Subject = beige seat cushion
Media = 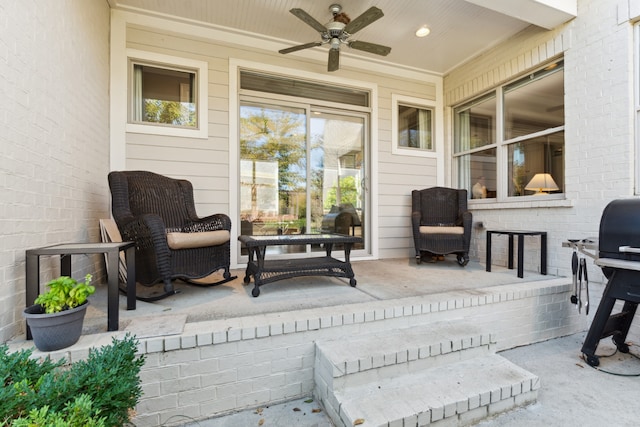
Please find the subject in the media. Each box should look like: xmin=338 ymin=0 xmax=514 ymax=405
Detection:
xmin=419 ymin=225 xmax=464 ymax=235
xmin=166 ymin=230 xmax=230 ymax=250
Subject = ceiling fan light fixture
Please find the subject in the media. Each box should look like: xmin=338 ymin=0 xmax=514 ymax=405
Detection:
xmin=330 ymin=38 xmax=341 ymax=50
xmin=415 ymin=25 xmax=430 ymax=37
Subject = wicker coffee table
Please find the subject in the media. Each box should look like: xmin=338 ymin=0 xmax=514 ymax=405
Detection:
xmin=238 ymin=234 xmax=362 ymax=297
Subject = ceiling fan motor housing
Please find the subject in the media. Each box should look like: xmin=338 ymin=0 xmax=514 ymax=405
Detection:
xmin=327 ymin=21 xmax=345 ymax=38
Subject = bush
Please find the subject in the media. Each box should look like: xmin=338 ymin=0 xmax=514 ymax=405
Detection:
xmin=11 ymin=394 xmax=106 ymax=427
xmin=0 ymin=334 xmax=145 ymax=426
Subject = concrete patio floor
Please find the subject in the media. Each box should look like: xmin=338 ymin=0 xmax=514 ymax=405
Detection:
xmin=83 ymin=257 xmax=564 ymax=334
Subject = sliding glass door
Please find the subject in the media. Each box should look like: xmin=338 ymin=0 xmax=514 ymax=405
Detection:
xmin=309 ymin=110 xmax=365 ymax=252
xmin=239 ymin=100 xmax=367 ymax=257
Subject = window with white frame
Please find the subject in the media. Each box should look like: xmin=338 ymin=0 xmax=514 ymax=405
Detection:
xmin=126 ymin=49 xmax=208 ymax=139
xmin=131 ymin=64 xmax=195 ymax=126
xmin=454 ymin=60 xmax=565 ymax=200
xmin=392 ymin=94 xmax=436 ymax=156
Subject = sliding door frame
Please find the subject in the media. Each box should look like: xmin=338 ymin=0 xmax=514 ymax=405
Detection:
xmin=229 ymin=59 xmax=379 ymax=268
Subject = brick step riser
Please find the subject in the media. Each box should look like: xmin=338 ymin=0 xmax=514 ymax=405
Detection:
xmin=337 ymin=387 xmax=539 ymax=427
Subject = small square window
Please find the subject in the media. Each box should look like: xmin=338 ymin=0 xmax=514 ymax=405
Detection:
xmin=398 ymin=104 xmax=432 ymax=150
xmin=131 ymin=64 xmax=196 ymax=127
xmin=392 ymin=94 xmax=437 ymax=157
xmin=126 ymin=49 xmax=208 ymax=139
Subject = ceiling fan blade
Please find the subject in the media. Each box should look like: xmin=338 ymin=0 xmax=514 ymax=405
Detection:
xmin=328 ymin=49 xmax=340 ymax=72
xmin=344 ymin=7 xmax=384 ymax=35
xmin=289 ymin=8 xmax=327 ymax=33
xmin=348 ymin=40 xmax=391 ymax=56
xmin=279 ymin=42 xmax=322 ymax=55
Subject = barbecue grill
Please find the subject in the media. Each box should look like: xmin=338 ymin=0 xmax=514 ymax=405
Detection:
xmin=581 ymin=199 xmax=640 ymax=366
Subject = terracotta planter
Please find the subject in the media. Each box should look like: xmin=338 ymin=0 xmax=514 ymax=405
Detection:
xmin=23 ymin=302 xmax=88 ymax=351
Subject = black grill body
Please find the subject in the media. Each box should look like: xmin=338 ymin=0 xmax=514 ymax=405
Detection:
xmin=581 ymin=199 xmax=640 ymax=366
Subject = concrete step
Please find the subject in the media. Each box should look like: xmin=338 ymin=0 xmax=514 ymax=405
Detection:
xmin=315 ymin=320 xmax=496 ymax=395
xmin=314 ymin=321 xmax=539 ymax=427
xmin=335 ymin=354 xmax=539 ymax=427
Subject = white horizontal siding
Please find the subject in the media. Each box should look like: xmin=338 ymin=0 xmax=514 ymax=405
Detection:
xmin=121 ymin=18 xmax=442 ymax=262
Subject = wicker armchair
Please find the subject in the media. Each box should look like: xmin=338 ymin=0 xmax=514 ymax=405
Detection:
xmin=411 ymin=187 xmax=472 ymax=266
xmin=108 ymin=171 xmax=233 ymax=299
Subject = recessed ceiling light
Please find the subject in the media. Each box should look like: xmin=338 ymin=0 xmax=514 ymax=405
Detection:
xmin=415 ymin=25 xmax=430 ymax=37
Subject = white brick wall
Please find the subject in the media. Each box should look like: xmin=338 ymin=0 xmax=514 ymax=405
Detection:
xmin=0 ymin=1 xmax=111 ymax=342
xmin=445 ymin=0 xmax=635 ymax=281
xmin=6 ymin=280 xmax=583 ymax=426
xmin=444 ymin=0 xmax=640 ymax=361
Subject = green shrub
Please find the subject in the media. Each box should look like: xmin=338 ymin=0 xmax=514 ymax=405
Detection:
xmin=0 ymin=334 xmax=145 ymax=426
xmin=11 ymin=394 xmax=106 ymax=427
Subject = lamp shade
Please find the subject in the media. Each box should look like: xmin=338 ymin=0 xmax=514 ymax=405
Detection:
xmin=525 ymin=173 xmax=559 ymax=194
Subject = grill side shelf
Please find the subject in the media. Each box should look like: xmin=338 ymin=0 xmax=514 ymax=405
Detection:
xmin=596 ymin=257 xmax=640 ymax=271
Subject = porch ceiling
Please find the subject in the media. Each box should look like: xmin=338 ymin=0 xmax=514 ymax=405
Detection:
xmin=109 ymin=0 xmax=575 ymax=74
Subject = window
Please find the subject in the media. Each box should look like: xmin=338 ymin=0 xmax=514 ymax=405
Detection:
xmin=392 ymin=94 xmax=436 ymax=157
xmin=131 ymin=65 xmax=196 ymax=126
xmin=126 ymin=49 xmax=208 ymax=138
xmin=454 ymin=94 xmax=497 ymax=199
xmin=454 ymin=60 xmax=564 ymax=200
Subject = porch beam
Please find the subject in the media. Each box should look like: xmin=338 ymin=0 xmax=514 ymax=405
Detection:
xmin=465 ymin=0 xmax=577 ymax=30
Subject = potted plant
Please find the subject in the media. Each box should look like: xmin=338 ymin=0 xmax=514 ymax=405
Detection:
xmin=23 ymin=274 xmax=95 ymax=351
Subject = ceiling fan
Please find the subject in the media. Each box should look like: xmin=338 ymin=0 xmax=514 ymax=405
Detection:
xmin=279 ymin=4 xmax=392 ymax=72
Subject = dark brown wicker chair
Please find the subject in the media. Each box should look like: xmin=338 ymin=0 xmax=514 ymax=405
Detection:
xmin=108 ymin=170 xmax=233 ymax=300
xmin=411 ymin=187 xmax=472 ymax=266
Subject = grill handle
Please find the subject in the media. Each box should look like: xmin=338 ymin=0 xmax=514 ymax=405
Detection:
xmin=619 ymin=245 xmax=640 ymax=254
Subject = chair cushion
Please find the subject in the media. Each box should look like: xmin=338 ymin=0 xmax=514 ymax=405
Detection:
xmin=166 ymin=230 xmax=230 ymax=249
xmin=419 ymin=225 xmax=464 ymax=235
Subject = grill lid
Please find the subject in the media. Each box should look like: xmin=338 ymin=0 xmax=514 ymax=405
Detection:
xmin=599 ymin=199 xmax=640 ymax=260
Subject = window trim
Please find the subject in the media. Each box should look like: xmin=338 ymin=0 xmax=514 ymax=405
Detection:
xmin=229 ymin=58 xmax=383 ymax=267
xmin=391 ymin=94 xmax=438 ymax=158
xmin=126 ymin=49 xmax=208 ymax=139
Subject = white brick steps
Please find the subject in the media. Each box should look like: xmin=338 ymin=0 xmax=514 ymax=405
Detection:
xmin=314 ymin=321 xmax=539 ymax=427
xmin=315 ymin=320 xmax=496 ymax=393
xmin=336 ymin=354 xmax=539 ymax=427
